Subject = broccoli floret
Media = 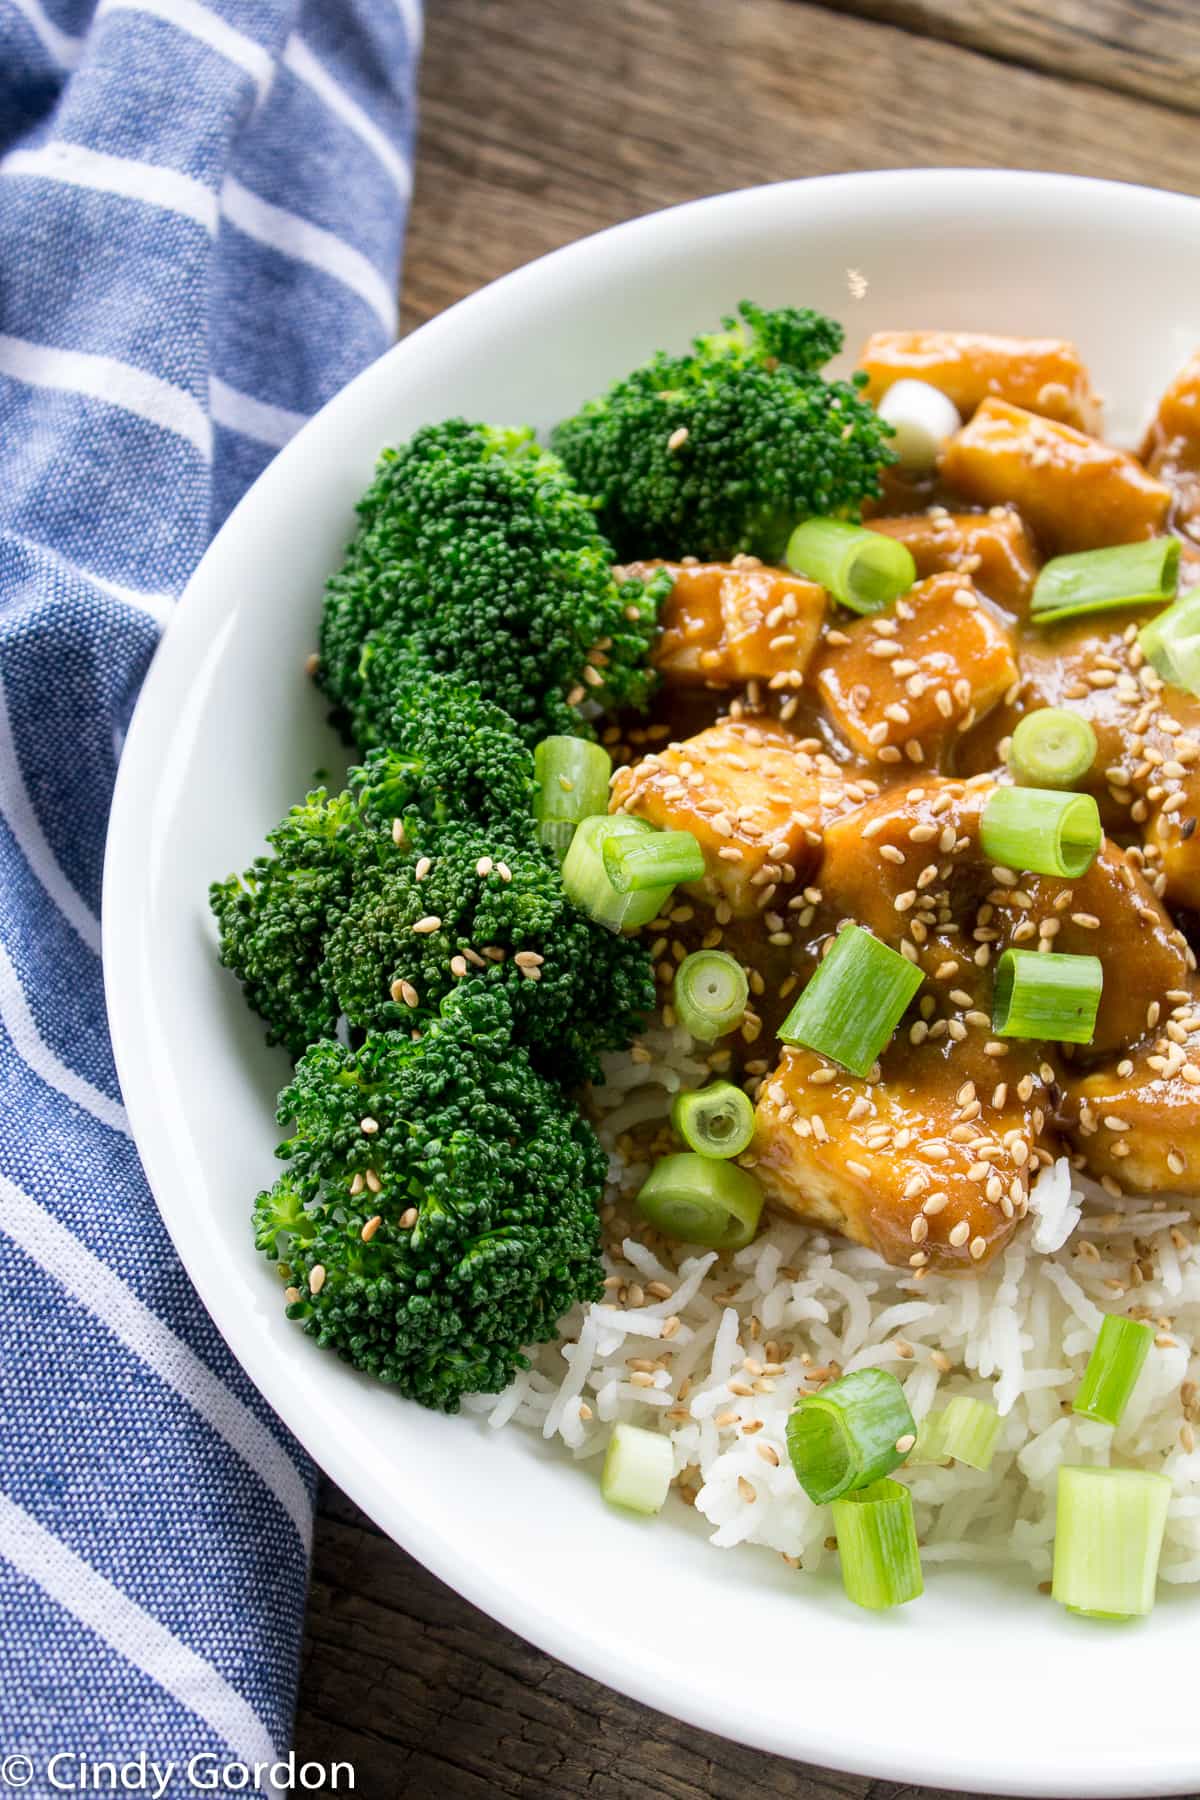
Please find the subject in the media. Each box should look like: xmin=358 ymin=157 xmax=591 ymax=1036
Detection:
xmin=317 ymin=419 xmax=672 ymax=750
xmin=350 ymin=671 xmax=535 ymax=839
xmin=324 ymin=820 xmax=654 ymax=1087
xmin=254 ymin=989 xmax=606 ymax=1410
xmin=551 ymin=300 xmax=896 ymax=562
xmin=212 ymin=675 xmax=655 ymax=1079
xmin=209 ymin=788 xmax=359 ymax=1059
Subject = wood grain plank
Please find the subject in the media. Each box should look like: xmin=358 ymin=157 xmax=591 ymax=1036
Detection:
xmin=298 ymin=1491 xmax=974 ymax=1800
xmin=820 ymin=0 xmax=1200 ymax=116
xmin=299 ymin=1 xmax=1200 ymax=1791
xmin=400 ymin=0 xmax=1200 ymax=331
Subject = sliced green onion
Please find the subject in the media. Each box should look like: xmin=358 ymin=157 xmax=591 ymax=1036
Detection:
xmin=992 ymin=948 xmax=1103 ymax=1045
xmin=1157 ymin=633 xmax=1200 ymax=697
xmin=1031 ymin=539 xmax=1179 ymax=625
xmin=1008 ymin=709 xmax=1098 ymax=790
xmin=674 ymin=949 xmax=748 ymax=1041
xmin=832 ymin=1478 xmax=923 ymax=1611
xmin=635 ymin=1153 xmax=763 ymax=1250
xmin=778 ymin=923 xmax=923 ymax=1078
xmin=671 ymin=1081 xmax=755 ymax=1159
xmin=785 ymin=518 xmax=916 ymax=614
xmin=533 ymin=737 xmax=612 ymax=856
xmin=786 ymin=1367 xmax=916 ymax=1505
xmin=938 ymin=1396 xmax=1002 ymax=1471
xmin=979 ymin=785 xmax=1101 ymax=878
xmin=1073 ymin=1314 xmax=1154 ymax=1428
xmin=600 ymin=1422 xmax=674 ymax=1515
xmin=1052 ymin=1465 xmax=1171 ymax=1619
xmin=910 ymin=1410 xmax=948 ymax=1465
xmin=603 ymin=828 xmax=704 ymax=893
xmin=1139 ymin=586 xmax=1200 ymax=693
xmin=561 ymin=814 xmax=670 ymax=931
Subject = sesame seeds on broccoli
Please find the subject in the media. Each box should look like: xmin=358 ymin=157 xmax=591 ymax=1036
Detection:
xmin=256 ymin=988 xmax=607 ymax=1411
xmin=210 ymin=673 xmax=654 ymax=1085
xmin=551 ymin=300 xmax=896 ymax=563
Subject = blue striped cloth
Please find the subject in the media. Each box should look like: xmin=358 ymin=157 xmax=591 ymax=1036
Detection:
xmin=0 ymin=0 xmax=418 ymax=1783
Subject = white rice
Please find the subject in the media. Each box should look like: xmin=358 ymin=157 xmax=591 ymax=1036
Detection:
xmin=463 ymin=1023 xmax=1200 ymax=1585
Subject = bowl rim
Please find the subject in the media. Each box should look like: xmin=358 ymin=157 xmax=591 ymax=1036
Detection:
xmin=104 ymin=167 xmax=1200 ymax=1795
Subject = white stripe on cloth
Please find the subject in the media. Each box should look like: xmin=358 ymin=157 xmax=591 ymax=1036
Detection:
xmin=393 ymin=0 xmax=423 ymax=54
xmin=0 ymin=677 xmax=101 ymax=956
xmin=221 ymin=175 xmax=398 ymax=334
xmin=0 ymin=942 xmax=129 ymax=1135
xmin=94 ymin=0 xmax=276 ymax=103
xmin=7 ymin=0 xmax=84 ymax=67
xmin=0 ymin=333 xmax=213 ymax=459
xmin=0 ymin=1173 xmax=312 ymax=1547
xmin=3 ymin=141 xmax=218 ymax=234
xmin=282 ymin=36 xmax=412 ymax=199
xmin=210 ymin=375 xmax=308 ymax=450
xmin=0 ymin=1491 xmax=280 ymax=1766
xmin=65 ymin=559 xmax=175 ymax=629
xmin=7 ymin=533 xmax=174 ymax=629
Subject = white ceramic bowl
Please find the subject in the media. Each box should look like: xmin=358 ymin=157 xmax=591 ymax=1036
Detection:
xmin=104 ymin=171 xmax=1200 ymax=1797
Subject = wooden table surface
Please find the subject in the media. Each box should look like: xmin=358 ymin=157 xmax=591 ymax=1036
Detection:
xmin=295 ymin=2 xmax=1200 ymax=1791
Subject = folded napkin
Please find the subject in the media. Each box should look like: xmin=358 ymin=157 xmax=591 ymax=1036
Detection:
xmin=0 ymin=0 xmax=417 ymax=1779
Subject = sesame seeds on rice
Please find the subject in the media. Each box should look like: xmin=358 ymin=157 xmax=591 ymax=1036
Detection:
xmin=463 ymin=1022 xmax=1200 ymax=1588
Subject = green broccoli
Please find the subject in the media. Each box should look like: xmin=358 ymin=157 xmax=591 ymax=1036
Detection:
xmin=324 ymin=819 xmax=654 ymax=1087
xmin=212 ymin=674 xmax=655 ymax=1080
xmin=551 ymin=300 xmax=896 ymax=562
xmin=254 ymin=988 xmax=606 ymax=1410
xmin=317 ymin=419 xmax=673 ymax=750
xmin=351 ymin=670 xmax=535 ymax=838
xmin=209 ymin=788 xmax=359 ymax=1059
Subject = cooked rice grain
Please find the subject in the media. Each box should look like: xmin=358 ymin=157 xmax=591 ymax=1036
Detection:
xmin=463 ymin=1024 xmax=1200 ymax=1584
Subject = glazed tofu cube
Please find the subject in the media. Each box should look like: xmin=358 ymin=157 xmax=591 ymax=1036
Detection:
xmin=610 ymin=719 xmax=850 ymax=916
xmin=813 ymin=573 xmax=1017 ymax=765
xmin=1067 ymin=1013 xmax=1200 ymax=1194
xmin=1141 ymin=350 xmax=1200 ymax=529
xmin=751 ymin=1046 xmax=1035 ymax=1272
xmin=941 ymin=399 xmax=1170 ymax=553
xmin=858 ymin=330 xmax=1100 ymax=431
xmin=868 ymin=509 xmax=1039 ymax=613
xmin=1144 ymin=349 xmax=1200 ymax=448
xmin=624 ymin=559 xmax=826 ymax=689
